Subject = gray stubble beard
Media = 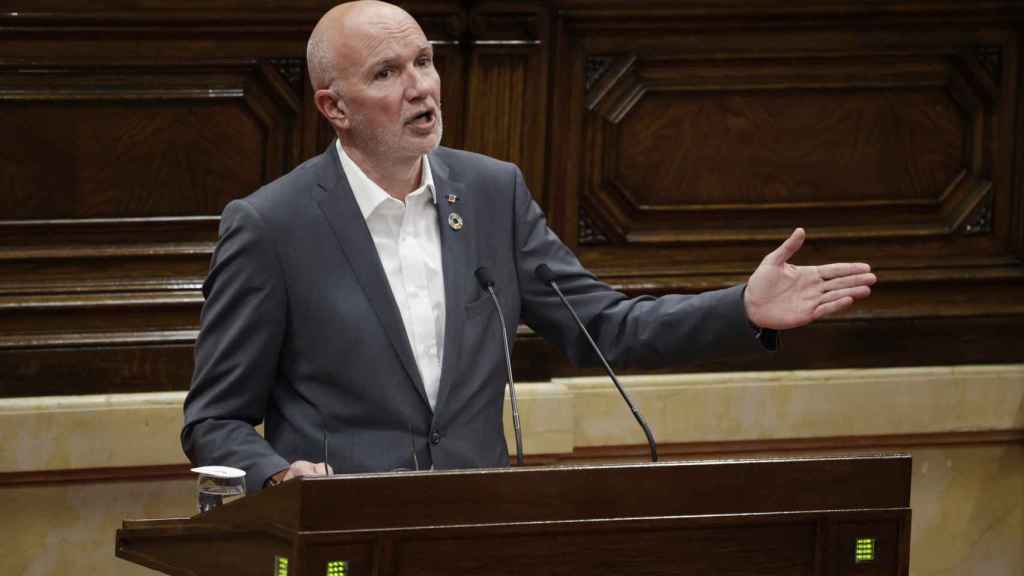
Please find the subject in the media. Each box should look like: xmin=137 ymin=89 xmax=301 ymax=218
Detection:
xmin=346 ymin=104 xmax=444 ymax=160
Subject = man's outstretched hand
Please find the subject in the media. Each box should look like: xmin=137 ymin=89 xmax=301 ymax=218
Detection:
xmin=744 ymin=228 xmax=876 ymax=330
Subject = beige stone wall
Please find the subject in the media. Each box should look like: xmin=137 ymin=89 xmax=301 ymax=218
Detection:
xmin=1 ymin=365 xmax=1021 ymax=575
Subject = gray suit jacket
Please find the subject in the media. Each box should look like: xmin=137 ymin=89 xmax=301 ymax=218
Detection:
xmin=182 ymin=144 xmax=769 ymax=490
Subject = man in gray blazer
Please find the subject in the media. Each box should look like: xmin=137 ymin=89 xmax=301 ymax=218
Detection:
xmin=182 ymin=0 xmax=876 ymax=491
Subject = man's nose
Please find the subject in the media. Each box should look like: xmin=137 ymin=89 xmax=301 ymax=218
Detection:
xmin=403 ymin=67 xmax=431 ymax=100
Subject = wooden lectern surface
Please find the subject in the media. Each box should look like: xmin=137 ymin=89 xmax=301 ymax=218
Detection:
xmin=117 ymin=454 xmax=911 ymax=576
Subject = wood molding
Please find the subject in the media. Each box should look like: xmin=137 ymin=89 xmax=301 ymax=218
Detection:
xmin=0 ymin=464 xmax=193 ymax=488
xmin=548 ymin=430 xmax=1024 ymax=464
xmin=3 ymin=430 xmax=1019 ymax=487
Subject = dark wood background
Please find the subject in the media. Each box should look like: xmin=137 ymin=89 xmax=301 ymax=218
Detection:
xmin=2 ymin=0 xmax=1023 ymax=397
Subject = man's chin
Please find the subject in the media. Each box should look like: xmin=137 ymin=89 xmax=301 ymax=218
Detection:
xmin=407 ymin=128 xmax=443 ymax=155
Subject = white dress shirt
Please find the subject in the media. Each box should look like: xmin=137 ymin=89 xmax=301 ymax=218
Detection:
xmin=335 ymin=140 xmax=446 ymax=410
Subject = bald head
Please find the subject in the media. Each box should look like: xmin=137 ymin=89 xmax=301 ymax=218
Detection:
xmin=306 ymin=0 xmax=423 ymax=90
xmin=307 ymin=0 xmax=442 ymax=182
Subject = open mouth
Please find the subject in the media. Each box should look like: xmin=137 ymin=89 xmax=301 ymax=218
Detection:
xmin=408 ymin=109 xmax=435 ymax=126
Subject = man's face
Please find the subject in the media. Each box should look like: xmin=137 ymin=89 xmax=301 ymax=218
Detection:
xmin=335 ymin=10 xmax=442 ymax=163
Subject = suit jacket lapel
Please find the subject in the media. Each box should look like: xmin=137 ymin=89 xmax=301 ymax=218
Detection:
xmin=311 ymin=143 xmax=430 ymax=409
xmin=430 ymin=153 xmax=469 ymax=415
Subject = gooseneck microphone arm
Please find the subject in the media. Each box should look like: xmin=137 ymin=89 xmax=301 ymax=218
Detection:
xmin=322 ymin=429 xmax=330 ymax=475
xmin=312 ymin=401 xmax=331 ymax=476
xmin=292 ymin=387 xmax=332 ymax=477
xmin=534 ymin=264 xmax=658 ymax=462
xmin=474 ymin=266 xmax=525 ymax=465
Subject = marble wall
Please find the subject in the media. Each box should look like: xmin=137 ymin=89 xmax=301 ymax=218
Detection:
xmin=1 ymin=365 xmax=1021 ymax=575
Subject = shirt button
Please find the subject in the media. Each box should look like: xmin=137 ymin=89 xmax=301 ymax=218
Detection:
xmin=430 ymin=431 xmax=442 ymax=445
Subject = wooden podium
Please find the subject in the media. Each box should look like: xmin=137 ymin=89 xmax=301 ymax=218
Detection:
xmin=117 ymin=454 xmax=911 ymax=575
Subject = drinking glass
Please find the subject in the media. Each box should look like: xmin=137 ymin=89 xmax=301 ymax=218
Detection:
xmin=191 ymin=466 xmax=246 ymax=514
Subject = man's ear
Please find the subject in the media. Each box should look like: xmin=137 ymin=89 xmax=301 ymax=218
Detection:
xmin=314 ymin=88 xmax=349 ymax=130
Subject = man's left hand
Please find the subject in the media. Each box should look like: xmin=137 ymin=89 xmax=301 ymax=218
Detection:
xmin=744 ymin=228 xmax=876 ymax=330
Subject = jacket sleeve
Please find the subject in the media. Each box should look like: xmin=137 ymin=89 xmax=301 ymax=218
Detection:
xmin=511 ymin=166 xmax=772 ymax=369
xmin=181 ymin=198 xmax=290 ymax=490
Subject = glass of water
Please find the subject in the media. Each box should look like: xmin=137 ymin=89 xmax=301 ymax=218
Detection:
xmin=191 ymin=466 xmax=246 ymax=514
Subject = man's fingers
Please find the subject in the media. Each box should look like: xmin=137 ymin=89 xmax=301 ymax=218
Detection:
xmin=766 ymin=227 xmax=805 ymax=265
xmin=818 ymin=262 xmax=871 ymax=280
xmin=295 ymin=461 xmax=318 ymax=475
xmin=283 ymin=460 xmax=317 ymax=481
xmin=823 ymin=272 xmax=877 ymax=292
xmin=286 ymin=460 xmax=335 ymax=478
xmin=813 ymin=296 xmax=854 ymax=319
xmin=821 ymin=285 xmax=871 ymax=304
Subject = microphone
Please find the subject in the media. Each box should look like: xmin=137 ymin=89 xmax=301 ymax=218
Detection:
xmin=534 ymin=264 xmax=658 ymax=462
xmin=263 ymin=391 xmax=331 ymax=487
xmin=295 ymin=389 xmax=332 ymax=477
xmin=312 ymin=402 xmax=332 ymax=476
xmin=322 ymin=429 xmax=330 ymax=476
xmin=474 ymin=266 xmax=525 ymax=465
xmin=408 ymin=424 xmax=420 ymax=471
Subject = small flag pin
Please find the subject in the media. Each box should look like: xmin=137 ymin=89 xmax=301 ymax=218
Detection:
xmin=447 ymin=193 xmax=458 ymax=204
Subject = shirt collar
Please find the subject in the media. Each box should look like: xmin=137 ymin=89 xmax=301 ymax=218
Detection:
xmin=335 ymin=139 xmax=436 ymax=221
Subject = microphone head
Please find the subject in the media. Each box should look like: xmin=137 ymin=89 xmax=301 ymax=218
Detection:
xmin=474 ymin=266 xmax=496 ymax=288
xmin=534 ymin=264 xmax=556 ymax=283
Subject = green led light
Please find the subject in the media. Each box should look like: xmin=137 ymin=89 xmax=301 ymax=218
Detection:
xmin=275 ymin=556 xmax=289 ymax=576
xmin=855 ymin=538 xmax=875 ymax=563
xmin=326 ymin=560 xmax=349 ymax=576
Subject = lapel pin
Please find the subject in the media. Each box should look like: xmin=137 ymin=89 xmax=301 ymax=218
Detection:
xmin=447 ymin=193 xmax=458 ymax=204
xmin=448 ymin=212 xmax=464 ymax=231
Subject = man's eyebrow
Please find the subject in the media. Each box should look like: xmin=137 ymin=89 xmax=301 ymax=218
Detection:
xmin=364 ymin=46 xmax=433 ymax=73
xmin=367 ymin=56 xmax=399 ymax=70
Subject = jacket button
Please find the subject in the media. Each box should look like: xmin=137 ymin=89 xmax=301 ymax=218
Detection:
xmin=430 ymin=431 xmax=442 ymax=445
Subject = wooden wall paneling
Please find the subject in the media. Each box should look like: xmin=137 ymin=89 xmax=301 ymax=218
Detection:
xmin=578 ymin=49 xmax=997 ymax=244
xmin=0 ymin=62 xmax=297 ymax=220
xmin=465 ymin=48 xmax=529 ymax=163
xmin=1010 ymin=26 xmax=1024 ymax=258
xmin=0 ymin=244 xmax=210 ymax=297
xmin=0 ymin=58 xmax=304 ymax=397
xmin=0 ymin=59 xmax=302 ymax=315
xmin=545 ymin=3 xmax=1024 ymax=373
xmin=2 ymin=1 xmax=1024 ymax=398
xmin=0 ymin=341 xmax=198 ymax=398
xmin=257 ymin=62 xmax=304 ymax=184
xmin=512 ymin=313 xmax=1024 ymax=383
xmin=422 ymin=9 xmax=469 ymax=152
xmin=301 ymin=64 xmax=327 ymax=159
xmin=463 ymin=2 xmax=549 ymax=208
xmin=1 ymin=292 xmax=202 ymax=338
xmin=547 ymin=8 xmax=588 ymax=245
xmin=434 ymin=42 xmax=468 ymax=152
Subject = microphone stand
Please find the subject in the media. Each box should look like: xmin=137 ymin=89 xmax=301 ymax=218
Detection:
xmin=536 ymin=265 xmax=658 ymax=462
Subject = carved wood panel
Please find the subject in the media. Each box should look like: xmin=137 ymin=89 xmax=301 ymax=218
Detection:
xmin=543 ymin=1 xmax=1024 ymax=381
xmin=0 ymin=61 xmax=302 ymax=378
xmin=581 ymin=52 xmax=995 ymax=245
xmin=0 ymin=62 xmax=299 ymax=221
xmin=552 ymin=7 xmax=1022 ymax=286
xmin=462 ymin=3 xmax=549 ymax=202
